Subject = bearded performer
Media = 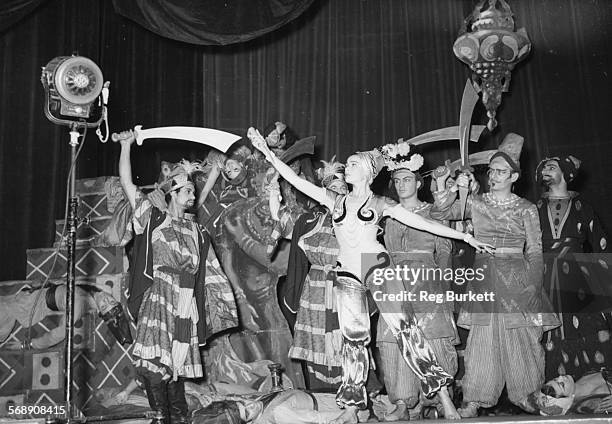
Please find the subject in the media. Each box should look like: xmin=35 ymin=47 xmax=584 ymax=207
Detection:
xmin=376 ymin=143 xmax=458 ymax=421
xmin=431 ymin=133 xmax=560 ymax=417
xmin=116 ymin=129 xmax=237 ymax=424
xmin=248 ymin=127 xmax=495 ymax=421
xmin=535 ymin=155 xmax=612 ymax=380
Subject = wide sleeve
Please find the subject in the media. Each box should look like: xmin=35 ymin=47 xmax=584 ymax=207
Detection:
xmin=132 ymin=189 xmax=155 ymax=235
xmin=430 ymin=189 xmax=472 ymax=221
xmin=582 ymin=202 xmax=610 ymax=253
xmin=522 ymin=204 xmax=544 ymax=290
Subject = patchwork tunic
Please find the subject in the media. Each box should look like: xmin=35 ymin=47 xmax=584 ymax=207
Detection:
xmin=131 ymin=190 xmax=204 ymax=381
xmin=537 ymin=192 xmax=612 ymax=380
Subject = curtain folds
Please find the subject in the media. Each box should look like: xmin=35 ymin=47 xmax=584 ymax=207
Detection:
xmin=112 ymin=0 xmax=317 ymax=46
xmin=0 ymin=0 xmax=48 ymax=32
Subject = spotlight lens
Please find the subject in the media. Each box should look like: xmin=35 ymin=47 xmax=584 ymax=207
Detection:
xmin=72 ymin=73 xmax=90 ymax=88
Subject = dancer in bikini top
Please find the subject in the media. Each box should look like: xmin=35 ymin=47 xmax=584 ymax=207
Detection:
xmin=248 ymin=127 xmax=494 ymax=421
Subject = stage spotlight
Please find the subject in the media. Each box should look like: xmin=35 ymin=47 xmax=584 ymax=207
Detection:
xmin=41 ymin=55 xmax=106 ymax=127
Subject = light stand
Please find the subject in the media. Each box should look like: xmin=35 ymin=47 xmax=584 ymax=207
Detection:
xmin=41 ymin=55 xmax=110 ymax=423
xmin=63 ymin=123 xmax=81 ymax=422
xmin=41 ymin=55 xmax=146 ymax=424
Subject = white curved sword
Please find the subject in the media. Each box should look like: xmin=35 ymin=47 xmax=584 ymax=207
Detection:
xmin=112 ymin=125 xmax=241 ymax=153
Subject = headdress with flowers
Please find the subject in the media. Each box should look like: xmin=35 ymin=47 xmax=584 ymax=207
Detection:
xmin=380 ymin=139 xmax=424 ymax=172
xmin=158 ymin=159 xmax=205 ymax=194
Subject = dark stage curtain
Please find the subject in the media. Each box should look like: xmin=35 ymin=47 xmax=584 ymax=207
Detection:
xmin=112 ymin=0 xmax=317 ymax=46
xmin=0 ymin=0 xmax=48 ymax=32
xmin=0 ymin=0 xmax=611 ymax=281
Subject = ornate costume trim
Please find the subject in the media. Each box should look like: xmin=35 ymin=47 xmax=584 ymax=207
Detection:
xmin=483 ymin=192 xmax=520 ymax=207
xmin=547 ymin=198 xmax=573 ymax=240
xmin=333 ymin=194 xmax=378 ymax=225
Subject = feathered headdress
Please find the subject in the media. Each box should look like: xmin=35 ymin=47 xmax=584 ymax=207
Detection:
xmin=380 ymin=139 xmax=424 ymax=172
xmin=317 ymin=155 xmax=345 ymax=187
xmin=158 ymin=159 xmax=204 ymax=193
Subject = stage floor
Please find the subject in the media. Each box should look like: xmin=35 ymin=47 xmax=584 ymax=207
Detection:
xmin=2 ymin=416 xmax=612 ymax=423
xmin=416 ymin=416 xmax=612 ymax=423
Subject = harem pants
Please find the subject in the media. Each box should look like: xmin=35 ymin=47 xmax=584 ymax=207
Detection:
xmin=462 ymin=314 xmax=544 ymax=407
xmin=333 ymin=265 xmax=453 ymax=409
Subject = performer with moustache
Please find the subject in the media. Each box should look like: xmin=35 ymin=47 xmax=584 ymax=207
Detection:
xmin=116 ymin=129 xmax=237 ymax=424
xmin=431 ymin=134 xmax=560 ymax=417
xmin=536 ymin=155 xmax=612 ymax=380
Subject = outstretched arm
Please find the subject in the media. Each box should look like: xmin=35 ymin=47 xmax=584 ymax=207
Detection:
xmin=248 ymin=127 xmax=332 ymax=210
xmin=116 ymin=130 xmax=138 ymax=209
xmin=384 ymin=204 xmax=494 ymax=254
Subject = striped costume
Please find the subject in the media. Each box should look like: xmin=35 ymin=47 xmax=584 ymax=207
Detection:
xmin=289 ymin=212 xmax=343 ymax=389
xmin=431 ymin=190 xmax=560 ymax=408
xmin=131 ymin=190 xmax=205 ymax=381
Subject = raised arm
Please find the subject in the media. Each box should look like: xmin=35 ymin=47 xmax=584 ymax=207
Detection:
xmin=197 ymin=164 xmax=221 ymax=208
xmin=247 ymin=127 xmax=332 ymax=210
xmin=430 ymin=172 xmax=474 ymax=221
xmin=116 ymin=130 xmax=138 ymax=209
xmin=384 ymin=204 xmax=494 ymax=254
xmin=198 ymin=151 xmax=224 ymax=208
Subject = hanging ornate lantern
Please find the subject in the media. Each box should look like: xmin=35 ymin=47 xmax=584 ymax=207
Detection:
xmin=453 ymin=0 xmax=531 ymax=131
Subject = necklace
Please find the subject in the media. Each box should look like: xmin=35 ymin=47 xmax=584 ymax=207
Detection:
xmin=484 ymin=192 xmax=519 ymax=207
xmin=402 ymin=201 xmax=428 ymax=213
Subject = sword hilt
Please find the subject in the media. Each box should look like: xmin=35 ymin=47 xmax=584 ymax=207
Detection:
xmin=110 ymin=126 xmax=142 ymax=145
xmin=433 ymin=165 xmax=450 ymax=179
xmin=459 ymin=163 xmax=474 ymax=173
